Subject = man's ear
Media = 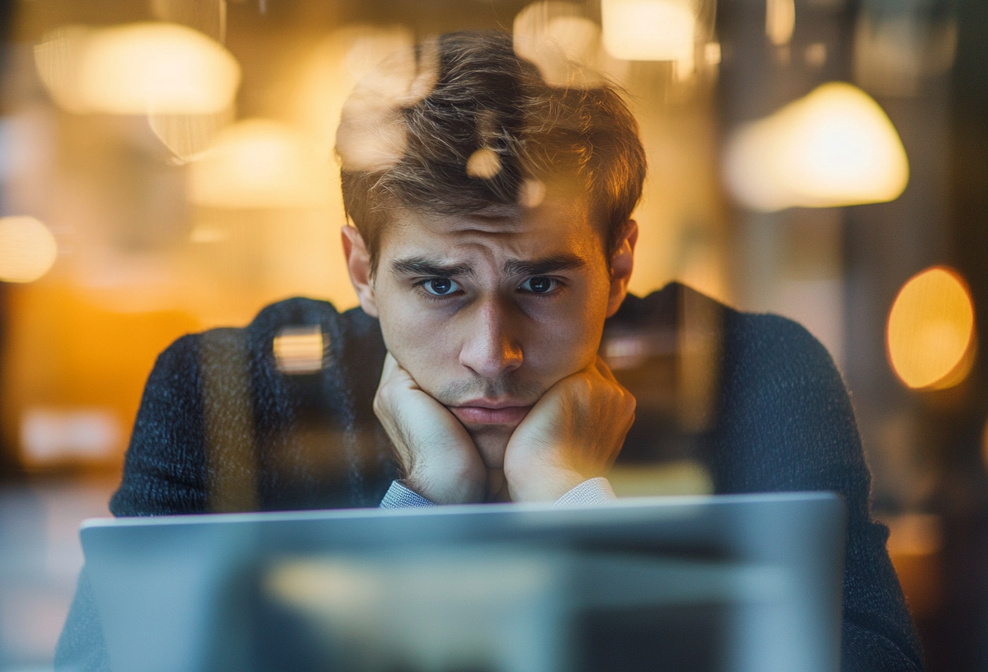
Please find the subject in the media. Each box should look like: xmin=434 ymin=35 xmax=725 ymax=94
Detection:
xmin=606 ymin=219 xmax=638 ymax=318
xmin=341 ymin=225 xmax=379 ymax=318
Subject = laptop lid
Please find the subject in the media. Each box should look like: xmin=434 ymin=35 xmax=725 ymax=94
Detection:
xmin=81 ymin=492 xmax=845 ymax=672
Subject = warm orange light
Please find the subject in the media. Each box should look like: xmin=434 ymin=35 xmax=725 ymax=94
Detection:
xmin=466 ymin=149 xmax=502 ymax=180
xmin=334 ymin=34 xmax=436 ymax=174
xmin=273 ymin=326 xmax=326 ymax=374
xmin=189 ymin=119 xmax=331 ymax=208
xmin=149 ymin=109 xmax=233 ymax=163
xmin=513 ymin=3 xmax=612 ymax=87
xmin=887 ymin=266 xmax=976 ymax=390
xmin=0 ymin=216 xmax=58 ymax=283
xmin=766 ymin=0 xmax=796 ymax=47
xmin=518 ymin=179 xmax=547 ymax=209
xmin=292 ymin=26 xmax=416 ymax=180
xmin=35 ymin=22 xmax=240 ymax=114
xmin=724 ymin=82 xmax=909 ymax=211
xmin=601 ymin=0 xmax=695 ymax=62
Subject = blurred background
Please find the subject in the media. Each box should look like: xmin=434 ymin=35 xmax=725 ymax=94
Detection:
xmin=0 ymin=0 xmax=985 ymax=670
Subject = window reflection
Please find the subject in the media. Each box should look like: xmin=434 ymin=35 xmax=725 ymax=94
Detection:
xmin=0 ymin=1 xmax=983 ymax=671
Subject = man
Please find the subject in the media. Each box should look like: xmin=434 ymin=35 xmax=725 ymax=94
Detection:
xmin=58 ymin=31 xmax=922 ymax=671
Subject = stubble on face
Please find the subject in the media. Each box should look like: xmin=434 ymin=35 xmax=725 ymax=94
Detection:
xmin=367 ymin=196 xmax=617 ymax=496
xmin=431 ymin=374 xmax=545 ymax=471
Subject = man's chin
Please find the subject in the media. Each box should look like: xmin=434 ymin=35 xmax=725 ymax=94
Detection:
xmin=469 ymin=426 xmax=512 ymax=472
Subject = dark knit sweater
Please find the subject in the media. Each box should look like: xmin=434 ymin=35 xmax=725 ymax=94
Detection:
xmin=56 ymin=283 xmax=923 ymax=671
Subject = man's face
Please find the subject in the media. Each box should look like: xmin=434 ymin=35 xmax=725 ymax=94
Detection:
xmin=351 ymin=194 xmax=631 ymax=474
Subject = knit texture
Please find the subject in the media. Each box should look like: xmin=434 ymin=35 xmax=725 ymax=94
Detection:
xmin=55 ymin=283 xmax=923 ymax=671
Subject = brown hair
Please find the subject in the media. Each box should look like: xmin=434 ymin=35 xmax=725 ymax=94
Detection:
xmin=336 ymin=30 xmax=646 ymax=272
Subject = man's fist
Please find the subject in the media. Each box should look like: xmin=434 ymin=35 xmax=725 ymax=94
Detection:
xmin=502 ymin=356 xmax=635 ymax=502
xmin=374 ymin=353 xmax=487 ymax=504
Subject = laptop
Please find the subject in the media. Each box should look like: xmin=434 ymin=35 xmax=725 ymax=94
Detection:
xmin=80 ymin=492 xmax=845 ymax=672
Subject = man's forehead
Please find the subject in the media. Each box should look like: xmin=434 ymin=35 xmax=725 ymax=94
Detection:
xmin=388 ymin=251 xmax=590 ymax=278
xmin=393 ymin=191 xmax=593 ymax=232
xmin=397 ymin=204 xmax=526 ymax=234
xmin=377 ymin=207 xmax=604 ymax=281
xmin=387 ymin=204 xmax=594 ymax=250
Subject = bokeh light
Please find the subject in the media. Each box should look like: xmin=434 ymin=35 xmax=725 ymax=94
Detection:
xmin=273 ymin=326 xmax=326 ymax=374
xmin=189 ymin=119 xmax=331 ymax=209
xmin=334 ymin=36 xmax=437 ymax=174
xmin=600 ymin=0 xmax=695 ymax=62
xmin=513 ymin=2 xmax=616 ymax=87
xmin=723 ymin=82 xmax=909 ymax=211
xmin=466 ymin=149 xmax=502 ymax=180
xmin=35 ymin=22 xmax=240 ymax=115
xmin=887 ymin=266 xmax=976 ymax=390
xmin=0 ymin=216 xmax=58 ymax=283
xmin=766 ymin=0 xmax=796 ymax=47
xmin=518 ymin=179 xmax=547 ymax=209
xmin=292 ymin=25 xmax=415 ymax=176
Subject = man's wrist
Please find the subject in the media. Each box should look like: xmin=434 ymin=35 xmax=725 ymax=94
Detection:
xmin=379 ymin=480 xmax=437 ymax=509
xmin=506 ymin=466 xmax=588 ymax=503
xmin=404 ymin=467 xmax=486 ymax=505
xmin=554 ymin=477 xmax=616 ymax=505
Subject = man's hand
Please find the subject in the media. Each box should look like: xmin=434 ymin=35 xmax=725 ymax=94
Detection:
xmin=502 ymin=357 xmax=635 ymax=502
xmin=374 ymin=353 xmax=487 ymax=504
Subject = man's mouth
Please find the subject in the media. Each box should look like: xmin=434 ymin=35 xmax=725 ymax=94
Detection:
xmin=449 ymin=400 xmax=533 ymax=426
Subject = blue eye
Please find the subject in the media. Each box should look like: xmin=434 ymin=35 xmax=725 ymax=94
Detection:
xmin=521 ymin=276 xmax=558 ymax=293
xmin=423 ymin=278 xmax=460 ymax=296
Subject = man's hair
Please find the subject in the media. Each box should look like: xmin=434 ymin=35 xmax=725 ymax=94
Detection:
xmin=336 ymin=30 xmax=647 ymax=272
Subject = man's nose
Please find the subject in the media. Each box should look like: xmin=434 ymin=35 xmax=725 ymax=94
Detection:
xmin=459 ymin=298 xmax=523 ymax=379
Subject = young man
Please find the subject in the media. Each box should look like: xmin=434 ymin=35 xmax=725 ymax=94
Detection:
xmin=58 ymin=31 xmax=922 ymax=671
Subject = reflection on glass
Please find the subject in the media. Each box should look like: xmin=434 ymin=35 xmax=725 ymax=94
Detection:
xmin=189 ymin=119 xmax=330 ymax=208
xmin=35 ymin=23 xmax=240 ymax=115
xmin=149 ymin=108 xmax=234 ymax=164
xmin=982 ymin=418 xmax=988 ymax=475
xmin=334 ymin=37 xmax=438 ymax=174
xmin=0 ymin=216 xmax=58 ymax=283
xmin=601 ymin=0 xmax=695 ymax=62
xmin=20 ymin=407 xmax=121 ymax=466
xmin=723 ymin=82 xmax=909 ymax=211
xmin=766 ymin=0 xmax=796 ymax=47
xmin=513 ymin=2 xmax=616 ymax=87
xmin=466 ymin=148 xmax=503 ymax=180
xmin=853 ymin=12 xmax=957 ymax=98
xmin=886 ymin=266 xmax=976 ymax=390
xmin=273 ymin=326 xmax=326 ymax=374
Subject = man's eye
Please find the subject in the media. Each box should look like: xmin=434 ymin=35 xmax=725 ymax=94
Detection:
xmin=422 ymin=278 xmax=460 ymax=296
xmin=520 ymin=276 xmax=558 ymax=294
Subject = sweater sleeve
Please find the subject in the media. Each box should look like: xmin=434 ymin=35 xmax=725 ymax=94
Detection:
xmin=109 ymin=333 xmax=212 ymax=517
xmin=712 ymin=312 xmax=923 ymax=672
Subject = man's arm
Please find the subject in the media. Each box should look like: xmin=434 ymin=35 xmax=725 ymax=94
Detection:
xmin=713 ymin=310 xmax=924 ymax=672
xmin=502 ymin=356 xmax=634 ymax=501
xmin=109 ymin=333 xmax=213 ymax=516
xmin=374 ymin=352 xmax=488 ymax=504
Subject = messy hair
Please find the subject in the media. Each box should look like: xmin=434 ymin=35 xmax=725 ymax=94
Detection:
xmin=336 ymin=30 xmax=646 ymax=272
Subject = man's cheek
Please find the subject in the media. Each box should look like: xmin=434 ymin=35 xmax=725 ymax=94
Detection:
xmin=381 ymin=323 xmax=443 ymax=379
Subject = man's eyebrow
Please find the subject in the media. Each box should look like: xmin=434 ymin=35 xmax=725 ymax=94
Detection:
xmin=503 ymin=254 xmax=588 ymax=276
xmin=390 ymin=257 xmax=475 ymax=277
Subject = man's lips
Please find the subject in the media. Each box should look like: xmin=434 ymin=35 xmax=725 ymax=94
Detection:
xmin=449 ymin=401 xmax=533 ymax=426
